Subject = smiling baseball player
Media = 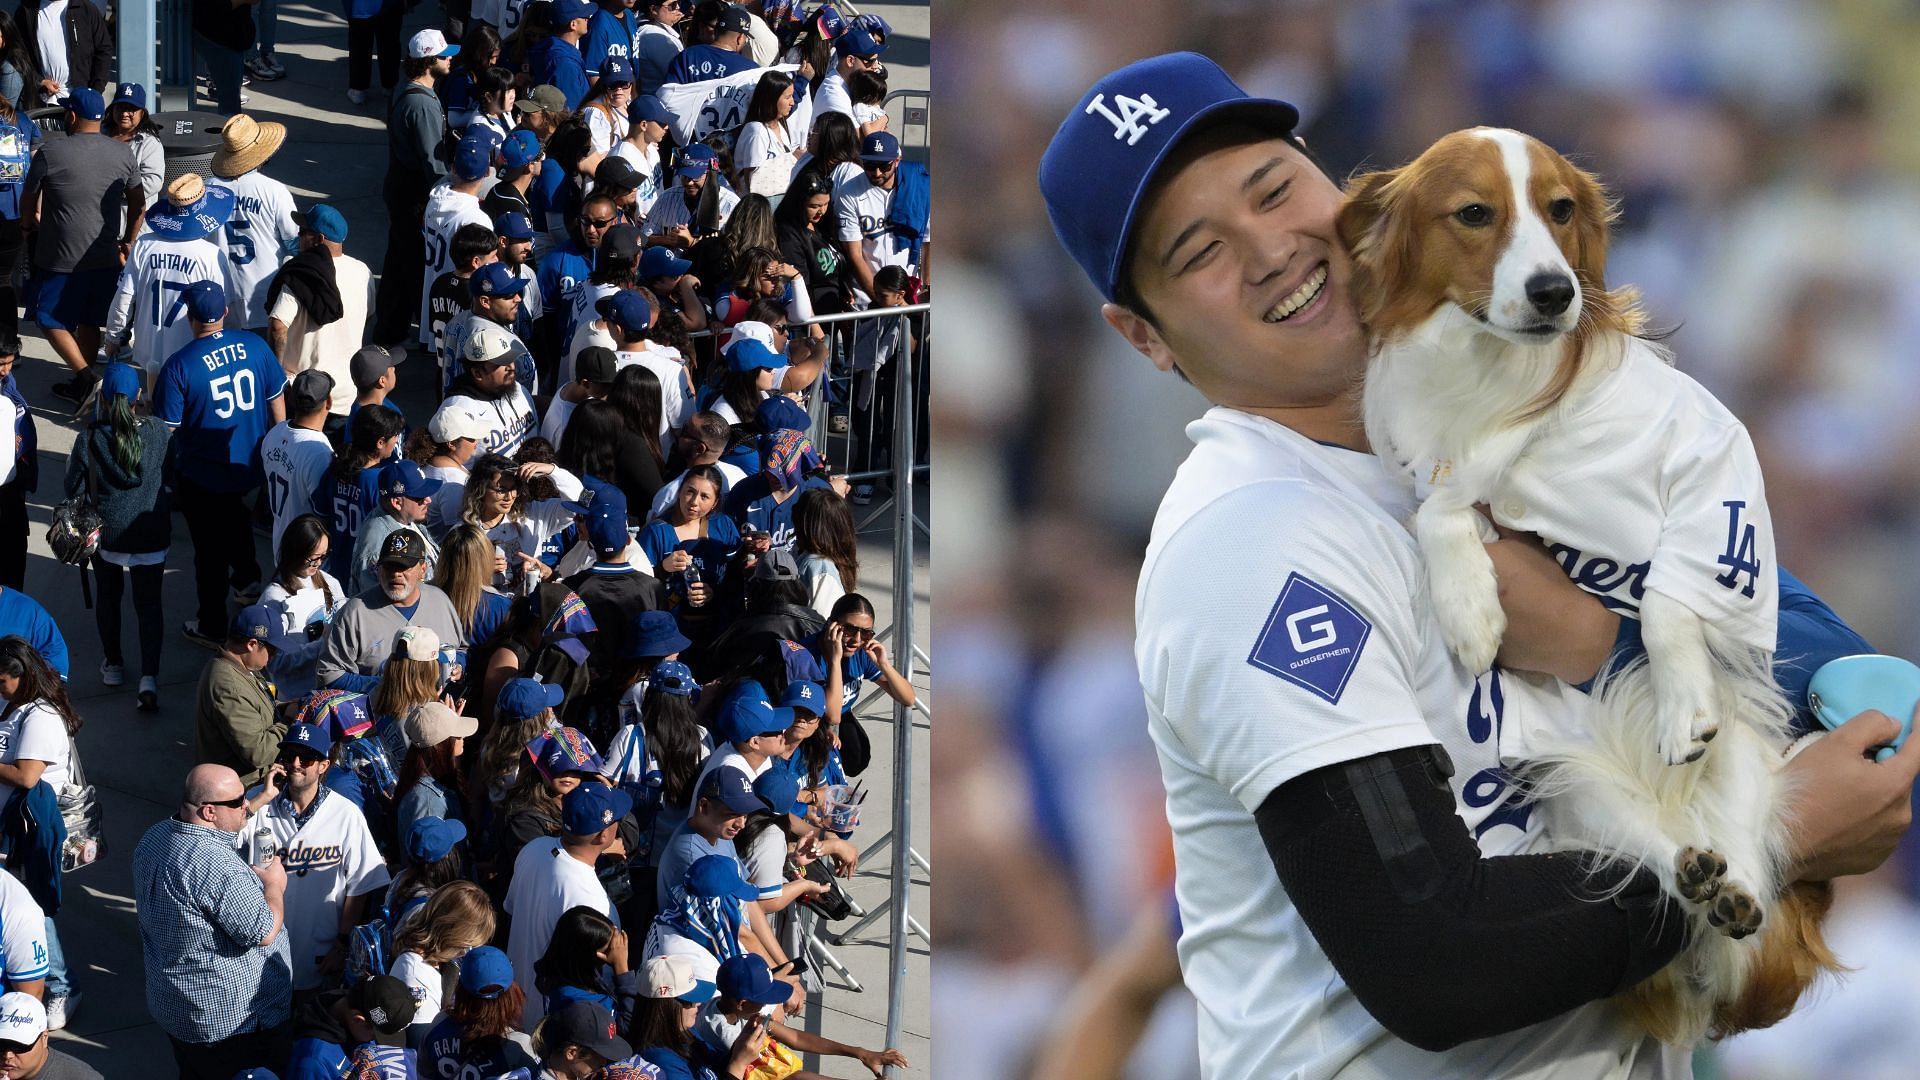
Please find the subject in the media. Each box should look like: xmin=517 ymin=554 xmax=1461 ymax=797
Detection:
xmin=1039 ymin=52 xmax=1918 ymax=1079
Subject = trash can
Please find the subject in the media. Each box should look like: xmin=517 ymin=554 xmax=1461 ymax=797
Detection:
xmin=150 ymin=111 xmax=226 ymax=185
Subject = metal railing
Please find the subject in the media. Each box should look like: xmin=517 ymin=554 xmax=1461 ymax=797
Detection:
xmin=883 ymin=88 xmax=931 ymax=163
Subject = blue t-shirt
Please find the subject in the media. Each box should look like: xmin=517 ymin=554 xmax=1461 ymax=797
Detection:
xmin=536 ymin=239 xmax=593 ymax=340
xmin=640 ymin=1045 xmax=720 ymax=1080
xmin=721 ymin=474 xmax=830 ymax=554
xmin=804 ymin=629 xmax=881 ymax=712
xmin=314 ymin=466 xmax=383 ymax=581
xmin=155 ymin=328 xmax=287 ymax=493
xmin=0 ymin=589 xmax=67 ymax=678
xmin=583 ymin=7 xmax=637 ymax=69
xmin=640 ymin=515 xmax=741 ymax=587
xmin=663 ymin=44 xmax=757 ymax=85
xmin=530 ymin=36 xmax=592 ymax=110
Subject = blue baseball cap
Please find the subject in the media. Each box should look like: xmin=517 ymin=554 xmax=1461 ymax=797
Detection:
xmin=752 ymin=769 xmax=801 ymax=817
xmin=649 ymin=658 xmax=698 ymax=696
xmin=278 ymin=720 xmax=332 ymax=758
xmin=406 ymin=815 xmax=467 ymax=862
xmin=452 ymin=136 xmax=494 ymax=181
xmin=184 ymin=280 xmax=227 ymax=322
xmin=470 ymin=261 xmax=530 ymax=299
xmin=699 ymin=765 xmax=767 ymax=815
xmin=500 ymin=129 xmax=542 ymax=170
xmin=837 ymin=25 xmax=883 ymax=59
xmin=560 ymin=781 xmax=634 ymax=835
xmin=496 ymin=677 xmax=565 ymax=721
xmin=551 ymin=0 xmax=596 ymax=25
xmin=586 ymin=499 xmax=630 ymax=556
xmin=859 ymin=131 xmax=899 ymax=163
xmin=604 ymin=289 xmax=652 ymax=335
xmin=494 ymin=210 xmax=535 ymax=241
xmin=624 ymin=611 xmax=691 ymax=659
xmin=754 ymin=395 xmax=809 ymax=436
xmin=717 ymin=953 xmax=794 ymax=1005
xmin=638 ymin=244 xmax=692 ymax=281
xmin=97 ymin=361 xmax=142 ymax=403
xmin=598 ymin=56 xmax=634 ymax=86
xmin=720 ymin=685 xmax=794 ymax=744
xmin=628 ymin=95 xmax=671 ymax=127
xmin=779 ymin=679 xmax=824 ymax=715
xmin=675 ymin=144 xmax=717 ymax=178
xmin=1039 ymin=52 xmax=1301 ymax=304
xmin=230 ymin=602 xmax=278 ymax=650
xmin=560 ymin=474 xmax=617 ymax=515
xmin=302 ymin=204 xmax=350 ymax=243
xmin=60 ymin=87 xmax=104 ymax=120
xmin=685 ymin=853 xmax=760 ymax=901
xmin=378 ymin=459 xmax=444 ymax=500
xmin=726 ymin=337 xmax=784 ymax=373
xmin=458 ymin=946 xmax=514 ymax=998
xmin=110 ymin=82 xmax=146 ymax=110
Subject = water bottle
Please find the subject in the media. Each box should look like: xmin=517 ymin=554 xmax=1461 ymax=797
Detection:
xmin=682 ymin=557 xmax=704 ymax=608
xmin=493 ymin=544 xmax=512 ymax=591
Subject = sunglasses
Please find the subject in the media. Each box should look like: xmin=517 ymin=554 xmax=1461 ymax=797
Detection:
xmin=487 ymin=482 xmax=521 ymax=495
xmin=277 ymin=751 xmax=325 ymax=767
xmin=196 ymin=794 xmax=248 ymax=809
xmin=0 ymin=1039 xmax=34 ymax=1056
xmin=836 ymin=624 xmax=875 ymax=643
xmin=865 ymin=160 xmax=897 ymax=174
xmin=583 ymin=216 xmax=618 ymax=228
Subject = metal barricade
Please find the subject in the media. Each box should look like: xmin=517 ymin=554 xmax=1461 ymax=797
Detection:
xmin=882 ymin=88 xmax=930 ymax=163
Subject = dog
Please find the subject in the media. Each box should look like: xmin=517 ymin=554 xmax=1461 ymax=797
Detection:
xmin=1335 ymin=127 xmax=1836 ymax=1044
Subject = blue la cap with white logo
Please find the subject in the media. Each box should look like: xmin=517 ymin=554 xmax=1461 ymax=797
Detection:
xmin=494 ymin=210 xmax=536 ymax=240
xmin=470 ymin=261 xmax=530 ymax=299
xmin=859 ymin=131 xmax=899 ymax=162
xmin=278 ymin=721 xmax=333 ymax=757
xmin=628 ymin=95 xmax=671 ymax=127
xmin=184 ymin=280 xmax=227 ymax=322
xmin=111 ymin=82 xmax=146 ymax=110
xmin=598 ymin=56 xmax=634 ymax=85
xmin=560 ymin=781 xmax=633 ymax=836
xmin=676 ymin=144 xmax=717 ymax=178
xmin=379 ymin=459 xmax=444 ymax=500
xmin=779 ymin=679 xmax=824 ymax=714
xmin=1039 ymin=52 xmax=1301 ymax=305
xmin=638 ymin=244 xmax=692 ymax=281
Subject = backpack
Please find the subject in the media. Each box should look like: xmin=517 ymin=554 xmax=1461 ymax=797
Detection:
xmin=345 ymin=892 xmax=431 ymax=989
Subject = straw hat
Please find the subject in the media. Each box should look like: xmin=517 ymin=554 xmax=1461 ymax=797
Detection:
xmin=165 ymin=172 xmax=205 ymax=208
xmin=211 ymin=114 xmax=287 ymax=178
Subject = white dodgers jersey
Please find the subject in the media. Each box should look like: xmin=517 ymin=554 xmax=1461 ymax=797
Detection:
xmin=108 ymin=234 xmax=230 ymax=373
xmin=211 ymin=172 xmax=299 ymax=329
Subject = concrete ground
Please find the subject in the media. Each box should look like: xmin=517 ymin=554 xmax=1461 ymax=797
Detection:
xmin=12 ymin=0 xmax=931 ymax=1073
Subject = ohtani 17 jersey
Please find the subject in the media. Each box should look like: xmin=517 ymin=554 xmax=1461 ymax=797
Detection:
xmin=210 ymin=171 xmax=299 ymax=330
xmin=106 ymin=233 xmax=231 ymax=374
xmin=240 ymin=785 xmax=390 ymax=992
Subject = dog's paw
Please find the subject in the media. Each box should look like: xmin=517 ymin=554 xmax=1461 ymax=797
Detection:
xmin=1430 ymin=575 xmax=1505 ymax=675
xmin=1658 ymin=712 xmax=1717 ymax=767
xmin=1705 ymin=879 xmax=1765 ymax=940
xmin=1673 ymin=847 xmax=1727 ymax=904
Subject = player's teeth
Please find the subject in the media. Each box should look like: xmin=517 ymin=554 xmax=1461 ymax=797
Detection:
xmin=1266 ymin=264 xmax=1328 ymax=323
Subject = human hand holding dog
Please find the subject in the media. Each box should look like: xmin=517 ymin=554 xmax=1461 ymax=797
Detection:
xmin=1482 ymin=521 xmax=1620 ymax=684
xmin=1783 ymin=707 xmax=1920 ymax=882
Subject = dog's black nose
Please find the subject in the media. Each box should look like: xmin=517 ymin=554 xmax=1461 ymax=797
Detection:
xmin=1526 ymin=273 xmax=1574 ymax=316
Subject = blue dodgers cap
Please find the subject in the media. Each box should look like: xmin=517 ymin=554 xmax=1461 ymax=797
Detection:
xmin=699 ymin=765 xmax=767 ymax=815
xmin=624 ymin=610 xmax=691 ymax=659
xmin=183 ymin=280 xmax=227 ymax=322
xmin=837 ymin=25 xmax=883 ymax=59
xmin=560 ymin=780 xmax=634 ymax=835
xmin=752 ymin=768 xmax=801 ymax=816
xmin=496 ymin=677 xmax=566 ymax=721
xmin=378 ymin=458 xmax=444 ymax=500
xmin=458 ymin=945 xmax=514 ymax=997
xmin=598 ymin=56 xmax=634 ymax=86
xmin=60 ymin=87 xmax=104 ymax=120
xmin=470 ymin=262 xmax=530 ymax=299
xmin=230 ymin=602 xmax=278 ymax=649
xmin=559 ymin=474 xmax=615 ymax=515
xmin=303 ymin=204 xmax=349 ymax=243
xmin=1039 ymin=52 xmax=1301 ymax=305
xmin=859 ymin=131 xmax=899 ymax=162
xmin=717 ymin=953 xmax=794 ymax=1005
xmin=720 ymin=685 xmax=795 ymax=744
xmin=494 ymin=210 xmax=536 ymax=241
xmin=500 ymin=129 xmax=542 ymax=170
xmin=676 ymin=144 xmax=717 ymax=178
xmin=628 ymin=95 xmax=671 ymax=127
xmin=604 ymin=289 xmax=652 ymax=334
xmin=97 ymin=361 xmax=143 ymax=403
xmin=779 ymin=679 xmax=824 ymax=714
xmin=278 ymin=719 xmax=333 ymax=757
xmin=685 ymin=852 xmax=760 ymax=901
xmin=585 ymin=499 xmax=630 ymax=556
xmin=648 ymin=658 xmax=697 ymax=695
xmin=452 ymin=135 xmax=495 ymax=181
xmin=726 ymin=337 xmax=783 ymax=373
xmin=754 ymin=395 xmax=809 ymax=436
xmin=638 ymin=244 xmax=692 ymax=281
xmin=551 ymin=0 xmax=597 ymax=25
xmin=111 ymin=82 xmax=146 ymax=110
xmin=406 ymin=815 xmax=467 ymax=862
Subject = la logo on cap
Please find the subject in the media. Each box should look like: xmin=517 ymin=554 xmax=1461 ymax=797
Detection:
xmin=1085 ymin=91 xmax=1171 ymax=146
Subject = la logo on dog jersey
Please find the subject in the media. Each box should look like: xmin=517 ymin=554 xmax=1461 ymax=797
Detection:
xmin=1249 ymin=573 xmax=1372 ymax=704
xmin=1084 ymin=92 xmax=1170 ymax=146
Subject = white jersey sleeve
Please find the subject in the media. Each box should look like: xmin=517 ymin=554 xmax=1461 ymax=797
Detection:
xmin=1138 ymin=481 xmax=1440 ymax=812
xmin=0 ymin=877 xmax=45 ymax=982
xmin=1644 ymin=410 xmax=1778 ymax=652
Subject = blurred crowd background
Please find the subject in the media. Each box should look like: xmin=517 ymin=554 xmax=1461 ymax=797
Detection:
xmin=934 ymin=1 xmax=1920 ymax=1077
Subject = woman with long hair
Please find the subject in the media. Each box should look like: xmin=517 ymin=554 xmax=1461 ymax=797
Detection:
xmin=533 ymin=906 xmax=640 ymax=1026
xmin=811 ymin=592 xmax=914 ymax=736
xmin=260 ymin=514 xmax=346 ymax=703
xmin=579 ymin=57 xmax=634 ymax=155
xmin=733 ymin=69 xmax=803 ymax=200
xmin=630 ymin=956 xmax=735 ymax=1079
xmin=0 ymin=637 xmax=81 ymax=1023
xmin=421 ymin=947 xmax=537 ymax=1078
xmin=639 ymin=466 xmax=740 ymax=630
xmin=557 ymin=397 xmax=662 ymax=514
xmin=64 ymin=364 xmax=169 ymax=708
xmin=632 ymin=0 xmax=685 ymax=95
xmin=495 ymin=722 xmax=610 ymax=866
xmin=774 ymin=168 xmax=848 ymax=315
xmin=467 ymin=64 xmax=518 ymax=145
xmin=443 ymin=25 xmax=504 ymax=133
xmin=395 ymin=701 xmax=475 ymax=841
xmin=389 ymin=880 xmax=497 ymax=1035
xmin=434 ymin=524 xmax=515 ymax=649
xmin=459 ymin=453 xmax=574 ymax=596
xmin=318 ymin=404 xmax=407 ymax=580
xmin=387 ymin=816 xmax=468 ymax=934
xmin=0 ymin=11 xmax=41 ymax=112
xmin=606 ymin=660 xmax=711 ymax=868
xmin=790 ymin=487 xmax=856 ymax=618
xmin=687 ymin=193 xmax=777 ymax=308
xmin=794 ymin=109 xmax=861 ymax=192
xmin=711 ymin=244 xmax=815 ymax=336
xmin=471 ymin=674 xmax=566 ymax=812
xmin=370 ymin=627 xmax=450 ymax=769
xmin=607 ymin=363 xmax=669 ymax=478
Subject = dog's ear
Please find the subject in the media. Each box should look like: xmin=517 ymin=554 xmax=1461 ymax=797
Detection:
xmin=1565 ymin=162 xmax=1615 ymax=293
xmin=1337 ymin=168 xmax=1410 ymax=327
xmin=1335 ymin=168 xmax=1401 ymax=264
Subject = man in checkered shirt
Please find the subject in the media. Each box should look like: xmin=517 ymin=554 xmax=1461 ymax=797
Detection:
xmin=133 ymin=764 xmax=292 ymax=1079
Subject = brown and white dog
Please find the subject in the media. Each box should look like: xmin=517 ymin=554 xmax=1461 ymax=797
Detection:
xmin=1336 ymin=127 xmax=1836 ymax=1044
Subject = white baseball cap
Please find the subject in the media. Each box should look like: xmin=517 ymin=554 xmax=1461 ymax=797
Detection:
xmin=407 ymin=29 xmax=460 ymax=59
xmin=0 ymin=992 xmax=46 ymax=1045
xmin=428 ymin=401 xmax=488 ymax=444
xmin=392 ymin=625 xmax=442 ymax=662
xmin=462 ymin=322 xmax=518 ymax=367
xmin=724 ymin=319 xmax=776 ymax=353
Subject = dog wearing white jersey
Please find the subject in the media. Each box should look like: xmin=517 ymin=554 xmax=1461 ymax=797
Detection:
xmin=1335 ymin=127 xmax=1835 ymax=1044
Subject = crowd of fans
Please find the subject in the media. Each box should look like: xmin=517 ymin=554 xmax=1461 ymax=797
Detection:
xmin=0 ymin=0 xmax=928 ymax=1076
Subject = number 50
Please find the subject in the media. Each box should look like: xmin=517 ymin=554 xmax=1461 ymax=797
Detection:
xmin=210 ymin=368 xmax=257 ymax=418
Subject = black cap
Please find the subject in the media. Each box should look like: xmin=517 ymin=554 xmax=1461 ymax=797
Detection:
xmin=576 ymin=345 xmax=617 ymax=383
xmin=753 ymin=548 xmax=800 ymax=581
xmin=348 ymin=974 xmax=418 ymax=1035
xmin=715 ymin=3 xmax=751 ymax=35
xmin=599 ymin=224 xmax=643 ymax=267
xmin=377 ymin=529 xmax=429 ymax=567
xmin=543 ymin=999 xmax=633 ymax=1061
xmin=595 ymin=155 xmax=645 ymax=192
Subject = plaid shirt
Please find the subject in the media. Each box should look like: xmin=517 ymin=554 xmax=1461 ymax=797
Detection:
xmin=133 ymin=817 xmax=292 ymax=1044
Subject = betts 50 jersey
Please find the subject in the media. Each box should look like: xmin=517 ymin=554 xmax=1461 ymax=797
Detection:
xmin=240 ymin=785 xmax=390 ymax=992
xmin=155 ymin=328 xmax=287 ymax=493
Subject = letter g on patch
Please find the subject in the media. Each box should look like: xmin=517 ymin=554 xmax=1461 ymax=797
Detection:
xmin=1249 ymin=573 xmax=1371 ymax=704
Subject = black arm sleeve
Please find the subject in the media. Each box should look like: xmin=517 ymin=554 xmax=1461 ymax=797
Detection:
xmin=1255 ymin=744 xmax=1690 ymax=1052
